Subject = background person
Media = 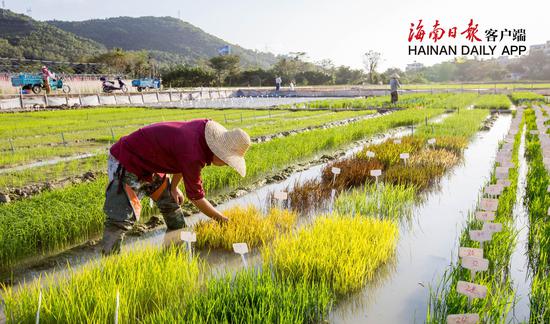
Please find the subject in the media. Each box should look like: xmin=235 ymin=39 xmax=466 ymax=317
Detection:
xmin=389 ymin=73 xmax=401 ymax=104
xmin=41 ymin=66 xmax=54 ymax=94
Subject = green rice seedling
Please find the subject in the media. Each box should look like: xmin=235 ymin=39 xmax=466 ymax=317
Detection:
xmin=509 ymin=92 xmax=545 ymax=104
xmin=263 ymin=214 xmax=398 ymax=295
xmin=142 ymin=269 xmax=334 ymax=323
xmin=415 ymin=109 xmax=490 ymax=138
xmin=523 ymin=107 xmax=550 ymax=322
xmin=334 ymin=183 xmax=416 ymax=221
xmin=424 ymin=93 xmax=479 ymax=110
xmin=426 ymin=111 xmax=523 ymax=323
xmin=1 ymin=246 xmax=205 ymax=323
xmin=473 ymin=94 xmax=512 ymax=110
xmin=0 ymin=176 xmax=108 ymax=270
xmin=194 ymin=206 xmax=296 ymax=251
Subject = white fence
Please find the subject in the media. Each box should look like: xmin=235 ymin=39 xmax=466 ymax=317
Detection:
xmin=0 ymin=89 xmax=235 ymax=110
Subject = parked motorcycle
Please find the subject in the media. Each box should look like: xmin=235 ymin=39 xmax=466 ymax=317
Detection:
xmin=101 ymin=76 xmax=128 ymax=93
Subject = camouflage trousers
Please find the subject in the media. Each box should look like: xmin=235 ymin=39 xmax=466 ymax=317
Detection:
xmin=102 ymin=155 xmax=186 ymax=254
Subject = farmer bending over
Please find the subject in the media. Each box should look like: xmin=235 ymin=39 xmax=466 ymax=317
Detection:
xmin=102 ymin=119 xmax=251 ymax=254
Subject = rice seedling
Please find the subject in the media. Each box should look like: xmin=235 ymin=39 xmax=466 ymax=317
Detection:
xmin=263 ymin=214 xmax=398 ymax=295
xmin=272 ymin=178 xmax=332 ymax=213
xmin=408 ymin=148 xmax=460 ymax=170
xmin=523 ymin=107 xmax=550 ymax=322
xmin=334 ymin=183 xmax=416 ymax=221
xmin=358 ymin=136 xmax=425 ymax=167
xmin=194 ymin=206 xmax=297 ymax=251
xmin=2 ymin=245 xmax=334 ymax=323
xmin=383 ymin=164 xmax=445 ymax=191
xmin=0 ymin=107 xmax=376 ymax=168
xmin=1 ymin=246 xmax=205 ymax=323
xmin=415 ymin=109 xmax=490 ymax=138
xmin=0 ymin=109 xmax=444 ymax=271
xmin=473 ymin=94 xmax=512 ymax=110
xmin=427 ymin=136 xmax=469 ymax=154
xmin=142 ymin=269 xmax=334 ymax=323
xmin=426 ymin=110 xmax=523 ymax=323
xmin=320 ymin=157 xmax=385 ymax=189
xmin=509 ymin=92 xmax=545 ymax=104
xmin=0 ymin=176 xmax=108 ymax=270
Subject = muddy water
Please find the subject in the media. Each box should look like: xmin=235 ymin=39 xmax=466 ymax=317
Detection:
xmin=508 ymin=126 xmax=531 ymax=323
xmin=329 ymin=115 xmax=512 ymax=323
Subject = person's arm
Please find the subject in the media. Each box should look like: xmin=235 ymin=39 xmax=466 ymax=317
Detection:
xmin=190 ymin=198 xmax=228 ymax=223
xmin=170 ymin=173 xmax=184 ymax=204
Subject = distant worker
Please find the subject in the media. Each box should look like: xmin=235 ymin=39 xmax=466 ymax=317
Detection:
xmin=289 ymin=80 xmax=295 ymax=91
xmin=41 ymin=66 xmax=54 ymax=94
xmin=389 ymin=73 xmax=401 ymax=104
xmin=275 ymin=76 xmax=282 ymax=91
xmin=101 ymin=119 xmax=251 ymax=255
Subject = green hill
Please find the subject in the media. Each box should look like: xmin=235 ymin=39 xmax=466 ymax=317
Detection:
xmin=0 ymin=9 xmax=106 ymax=60
xmin=49 ymin=16 xmax=277 ymax=68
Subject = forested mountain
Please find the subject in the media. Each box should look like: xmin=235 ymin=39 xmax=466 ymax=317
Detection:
xmin=0 ymin=9 xmax=106 ymax=60
xmin=49 ymin=16 xmax=277 ymax=68
xmin=0 ymin=10 xmax=277 ymax=68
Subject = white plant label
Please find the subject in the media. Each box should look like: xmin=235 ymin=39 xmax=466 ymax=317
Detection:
xmin=547 ymin=206 xmax=550 ymax=216
xmin=370 ymin=169 xmax=382 ymax=177
xmin=499 ymin=161 xmax=515 ymax=168
xmin=547 ymin=185 xmax=550 ymax=193
xmin=428 ymin=138 xmax=436 ymax=145
xmin=461 ymin=256 xmax=489 ymax=272
xmin=482 ymin=222 xmax=503 ymax=234
xmin=480 ymin=198 xmax=498 ymax=212
xmin=394 ymin=139 xmax=402 ymax=144
xmin=459 ymin=247 xmax=483 ymax=259
xmin=331 ymin=167 xmax=341 ymax=175
xmin=495 ymin=167 xmax=509 ymax=179
xmin=457 ymin=281 xmax=488 ymax=299
xmin=495 ymin=156 xmax=508 ymax=163
xmin=446 ymin=314 xmax=480 ymax=324
xmin=475 ymin=211 xmax=495 ymax=222
xmin=233 ymin=242 xmax=249 ymax=255
xmin=530 ymin=130 xmax=539 ymax=135
xmin=366 ymin=151 xmax=375 ymax=158
xmin=180 ymin=231 xmax=197 ymax=243
xmin=484 ymin=185 xmax=503 ymax=197
xmin=469 ymin=230 xmax=492 ymax=242
xmin=400 ymin=153 xmax=410 ymax=160
xmin=274 ymin=191 xmax=288 ymax=201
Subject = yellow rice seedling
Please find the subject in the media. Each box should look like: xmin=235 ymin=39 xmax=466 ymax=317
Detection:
xmin=194 ymin=206 xmax=297 ymax=250
xmin=263 ymin=214 xmax=398 ymax=295
xmin=409 ymin=148 xmax=460 ymax=170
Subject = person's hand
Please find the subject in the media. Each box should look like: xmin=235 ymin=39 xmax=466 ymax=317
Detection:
xmin=170 ymin=187 xmax=184 ymax=205
xmin=216 ymin=215 xmax=229 ymax=225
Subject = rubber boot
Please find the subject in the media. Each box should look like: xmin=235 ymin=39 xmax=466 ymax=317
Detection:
xmin=101 ymin=225 xmax=126 ymax=255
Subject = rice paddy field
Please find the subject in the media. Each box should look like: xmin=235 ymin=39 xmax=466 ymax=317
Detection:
xmin=1 ymin=92 xmax=549 ymax=323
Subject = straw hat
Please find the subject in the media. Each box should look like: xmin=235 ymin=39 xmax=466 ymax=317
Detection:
xmin=391 ymin=73 xmax=400 ymax=79
xmin=205 ymin=120 xmax=251 ymax=177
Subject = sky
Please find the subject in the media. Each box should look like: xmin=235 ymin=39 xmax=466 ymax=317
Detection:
xmin=3 ymin=0 xmax=550 ymax=71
